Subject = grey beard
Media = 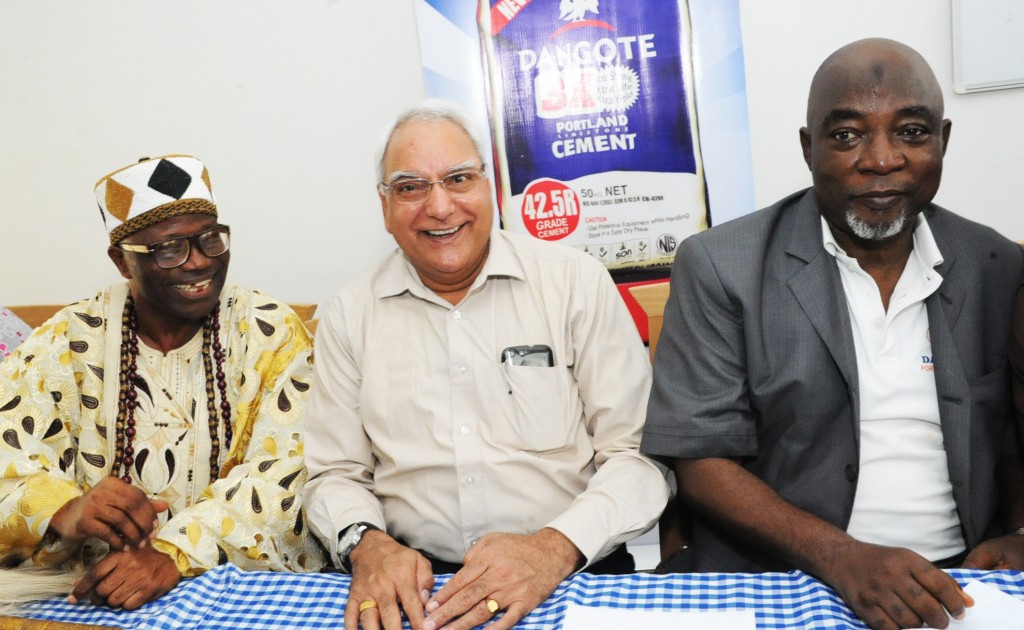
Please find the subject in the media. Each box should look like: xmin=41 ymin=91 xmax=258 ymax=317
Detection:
xmin=845 ymin=208 xmax=907 ymax=241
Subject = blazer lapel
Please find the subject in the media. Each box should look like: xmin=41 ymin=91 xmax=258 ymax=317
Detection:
xmin=930 ymin=218 xmax=965 ymax=330
xmin=783 ymin=195 xmax=860 ymax=432
xmin=926 ymin=217 xmax=974 ymax=541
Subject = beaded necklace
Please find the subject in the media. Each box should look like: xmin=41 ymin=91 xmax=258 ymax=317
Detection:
xmin=113 ymin=295 xmax=232 ymax=484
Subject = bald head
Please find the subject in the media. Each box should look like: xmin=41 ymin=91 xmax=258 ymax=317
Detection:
xmin=799 ymin=38 xmax=951 ymax=251
xmin=807 ymin=38 xmax=944 ymax=128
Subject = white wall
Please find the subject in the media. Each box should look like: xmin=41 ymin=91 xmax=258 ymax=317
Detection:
xmin=4 ymin=1 xmax=1024 ymax=309
xmin=1 ymin=0 xmax=424 ymax=308
xmin=739 ymin=1 xmax=1024 ymax=235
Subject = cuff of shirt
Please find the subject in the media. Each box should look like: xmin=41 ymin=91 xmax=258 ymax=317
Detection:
xmin=150 ymin=539 xmax=199 ymax=577
xmin=543 ymin=515 xmax=606 ymax=571
xmin=327 ymin=515 xmax=388 ymax=562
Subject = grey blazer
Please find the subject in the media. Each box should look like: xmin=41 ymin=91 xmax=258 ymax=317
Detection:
xmin=641 ymin=189 xmax=1024 ymax=572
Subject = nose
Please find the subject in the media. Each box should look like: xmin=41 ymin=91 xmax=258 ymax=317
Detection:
xmin=857 ymin=133 xmax=907 ymax=174
xmin=179 ymin=241 xmax=213 ymax=270
xmin=423 ymin=181 xmax=457 ymax=221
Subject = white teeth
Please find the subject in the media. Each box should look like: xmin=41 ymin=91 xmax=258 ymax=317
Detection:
xmin=175 ymin=279 xmax=212 ymax=292
xmin=426 ymin=226 xmax=460 ymax=236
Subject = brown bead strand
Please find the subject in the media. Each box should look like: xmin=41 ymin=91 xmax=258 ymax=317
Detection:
xmin=213 ymin=315 xmax=232 ymax=454
xmin=113 ymin=297 xmax=231 ymax=485
xmin=122 ymin=305 xmax=140 ymax=483
xmin=112 ymin=297 xmax=134 ymax=481
xmin=202 ymin=305 xmax=232 ymax=479
xmin=199 ymin=307 xmax=226 ymax=477
xmin=112 ymin=299 xmax=141 ymax=483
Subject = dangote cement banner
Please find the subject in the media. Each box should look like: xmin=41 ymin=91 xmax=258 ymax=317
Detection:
xmin=478 ymin=0 xmax=707 ymax=273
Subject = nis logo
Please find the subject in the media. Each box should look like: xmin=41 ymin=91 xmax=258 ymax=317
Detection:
xmin=921 ymin=355 xmax=934 ymax=372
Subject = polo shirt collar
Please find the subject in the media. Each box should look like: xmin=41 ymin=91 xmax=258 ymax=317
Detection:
xmin=821 ymin=214 xmax=944 ymax=270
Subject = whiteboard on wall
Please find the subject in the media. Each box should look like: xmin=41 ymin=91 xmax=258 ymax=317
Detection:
xmin=952 ymin=0 xmax=1024 ymax=93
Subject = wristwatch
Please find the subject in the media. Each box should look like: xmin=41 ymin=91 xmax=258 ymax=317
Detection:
xmin=337 ymin=522 xmax=381 ymax=572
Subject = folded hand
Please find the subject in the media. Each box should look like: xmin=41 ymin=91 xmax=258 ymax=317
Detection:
xmin=423 ymin=528 xmax=581 ymax=630
xmin=48 ymin=476 xmax=168 ymax=550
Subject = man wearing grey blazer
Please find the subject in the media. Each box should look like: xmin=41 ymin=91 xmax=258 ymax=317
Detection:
xmin=642 ymin=38 xmax=1024 ymax=630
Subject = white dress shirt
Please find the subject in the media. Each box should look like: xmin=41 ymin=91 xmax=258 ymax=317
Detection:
xmin=303 ymin=230 xmax=670 ymax=567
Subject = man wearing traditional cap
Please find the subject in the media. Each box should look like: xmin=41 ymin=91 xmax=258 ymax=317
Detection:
xmin=0 ymin=155 xmax=325 ymax=609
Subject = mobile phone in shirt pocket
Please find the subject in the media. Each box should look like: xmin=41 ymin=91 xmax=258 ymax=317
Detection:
xmin=501 ymin=344 xmax=554 ymax=368
xmin=498 ymin=349 xmax=575 ymax=452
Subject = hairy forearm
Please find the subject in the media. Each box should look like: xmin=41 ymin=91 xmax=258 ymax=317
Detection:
xmin=675 ymin=457 xmax=855 ymax=578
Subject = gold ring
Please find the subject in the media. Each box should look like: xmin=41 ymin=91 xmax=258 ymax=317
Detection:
xmin=358 ymin=599 xmax=378 ymax=613
xmin=486 ymin=599 xmax=500 ymax=614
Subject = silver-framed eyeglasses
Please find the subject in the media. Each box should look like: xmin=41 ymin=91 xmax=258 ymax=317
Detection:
xmin=379 ymin=168 xmax=486 ymax=205
xmin=119 ymin=225 xmax=231 ymax=269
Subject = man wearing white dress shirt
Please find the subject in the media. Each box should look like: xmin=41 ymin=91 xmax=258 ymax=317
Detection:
xmin=303 ymin=99 xmax=669 ymax=630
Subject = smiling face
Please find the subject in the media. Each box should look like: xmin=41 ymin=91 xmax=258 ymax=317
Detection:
xmin=799 ymin=39 xmax=951 ymax=250
xmin=109 ymin=213 xmax=229 ymax=336
xmin=379 ymin=118 xmax=493 ymax=303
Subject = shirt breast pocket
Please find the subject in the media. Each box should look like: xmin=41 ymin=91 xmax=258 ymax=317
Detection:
xmin=495 ymin=364 xmax=576 ymax=453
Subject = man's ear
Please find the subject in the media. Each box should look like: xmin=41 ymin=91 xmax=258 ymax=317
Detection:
xmin=379 ymin=191 xmax=394 ymax=236
xmin=799 ymin=127 xmax=813 ymax=170
xmin=108 ymin=246 xmax=132 ymax=280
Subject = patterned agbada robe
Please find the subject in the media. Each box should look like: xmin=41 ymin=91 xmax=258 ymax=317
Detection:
xmin=0 ymin=283 xmax=326 ymax=575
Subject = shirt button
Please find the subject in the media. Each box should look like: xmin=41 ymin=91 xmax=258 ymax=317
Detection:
xmin=452 ymin=310 xmax=462 ymax=320
xmin=455 ymin=365 xmax=467 ymax=374
xmin=460 ymin=425 xmax=469 ymax=435
xmin=465 ymin=476 xmax=475 ymax=485
xmin=874 ymin=319 xmax=883 ymax=329
xmin=470 ymin=538 xmax=478 ymax=547
xmin=844 ymin=464 xmax=858 ymax=482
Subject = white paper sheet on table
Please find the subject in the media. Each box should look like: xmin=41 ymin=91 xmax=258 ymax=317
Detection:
xmin=945 ymin=580 xmax=1024 ymax=629
xmin=561 ymin=604 xmax=756 ymax=630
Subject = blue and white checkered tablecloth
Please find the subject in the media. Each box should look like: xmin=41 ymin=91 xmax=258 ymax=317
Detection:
xmin=18 ymin=565 xmax=1024 ymax=629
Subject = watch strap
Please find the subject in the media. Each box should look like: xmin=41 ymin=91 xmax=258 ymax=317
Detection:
xmin=337 ymin=522 xmax=381 ymax=572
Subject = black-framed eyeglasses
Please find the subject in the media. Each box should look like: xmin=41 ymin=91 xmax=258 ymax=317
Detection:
xmin=378 ymin=168 xmax=486 ymax=205
xmin=119 ymin=225 xmax=231 ymax=269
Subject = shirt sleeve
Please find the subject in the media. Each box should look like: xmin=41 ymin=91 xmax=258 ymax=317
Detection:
xmin=542 ymin=260 xmax=672 ymax=566
xmin=641 ymin=235 xmax=760 ymax=460
xmin=301 ymin=291 xmax=386 ymax=566
xmin=0 ymin=313 xmax=86 ymax=567
xmin=152 ymin=305 xmax=327 ymax=575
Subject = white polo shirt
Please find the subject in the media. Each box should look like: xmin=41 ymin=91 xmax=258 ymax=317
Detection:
xmin=823 ymin=216 xmax=965 ymax=561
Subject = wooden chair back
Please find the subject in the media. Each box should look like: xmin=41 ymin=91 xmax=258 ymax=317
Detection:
xmin=287 ymin=303 xmax=318 ymax=322
xmin=628 ymin=282 xmax=670 ymax=362
xmin=9 ymin=303 xmax=319 ymax=333
xmin=6 ymin=304 xmax=67 ymax=329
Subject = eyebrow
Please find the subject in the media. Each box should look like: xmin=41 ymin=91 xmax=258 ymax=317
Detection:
xmin=384 ymin=160 xmax=480 ymax=185
xmin=821 ymin=105 xmax=940 ymax=130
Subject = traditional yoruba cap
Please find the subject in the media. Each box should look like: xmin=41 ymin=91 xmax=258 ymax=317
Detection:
xmin=95 ymin=155 xmax=217 ymax=244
